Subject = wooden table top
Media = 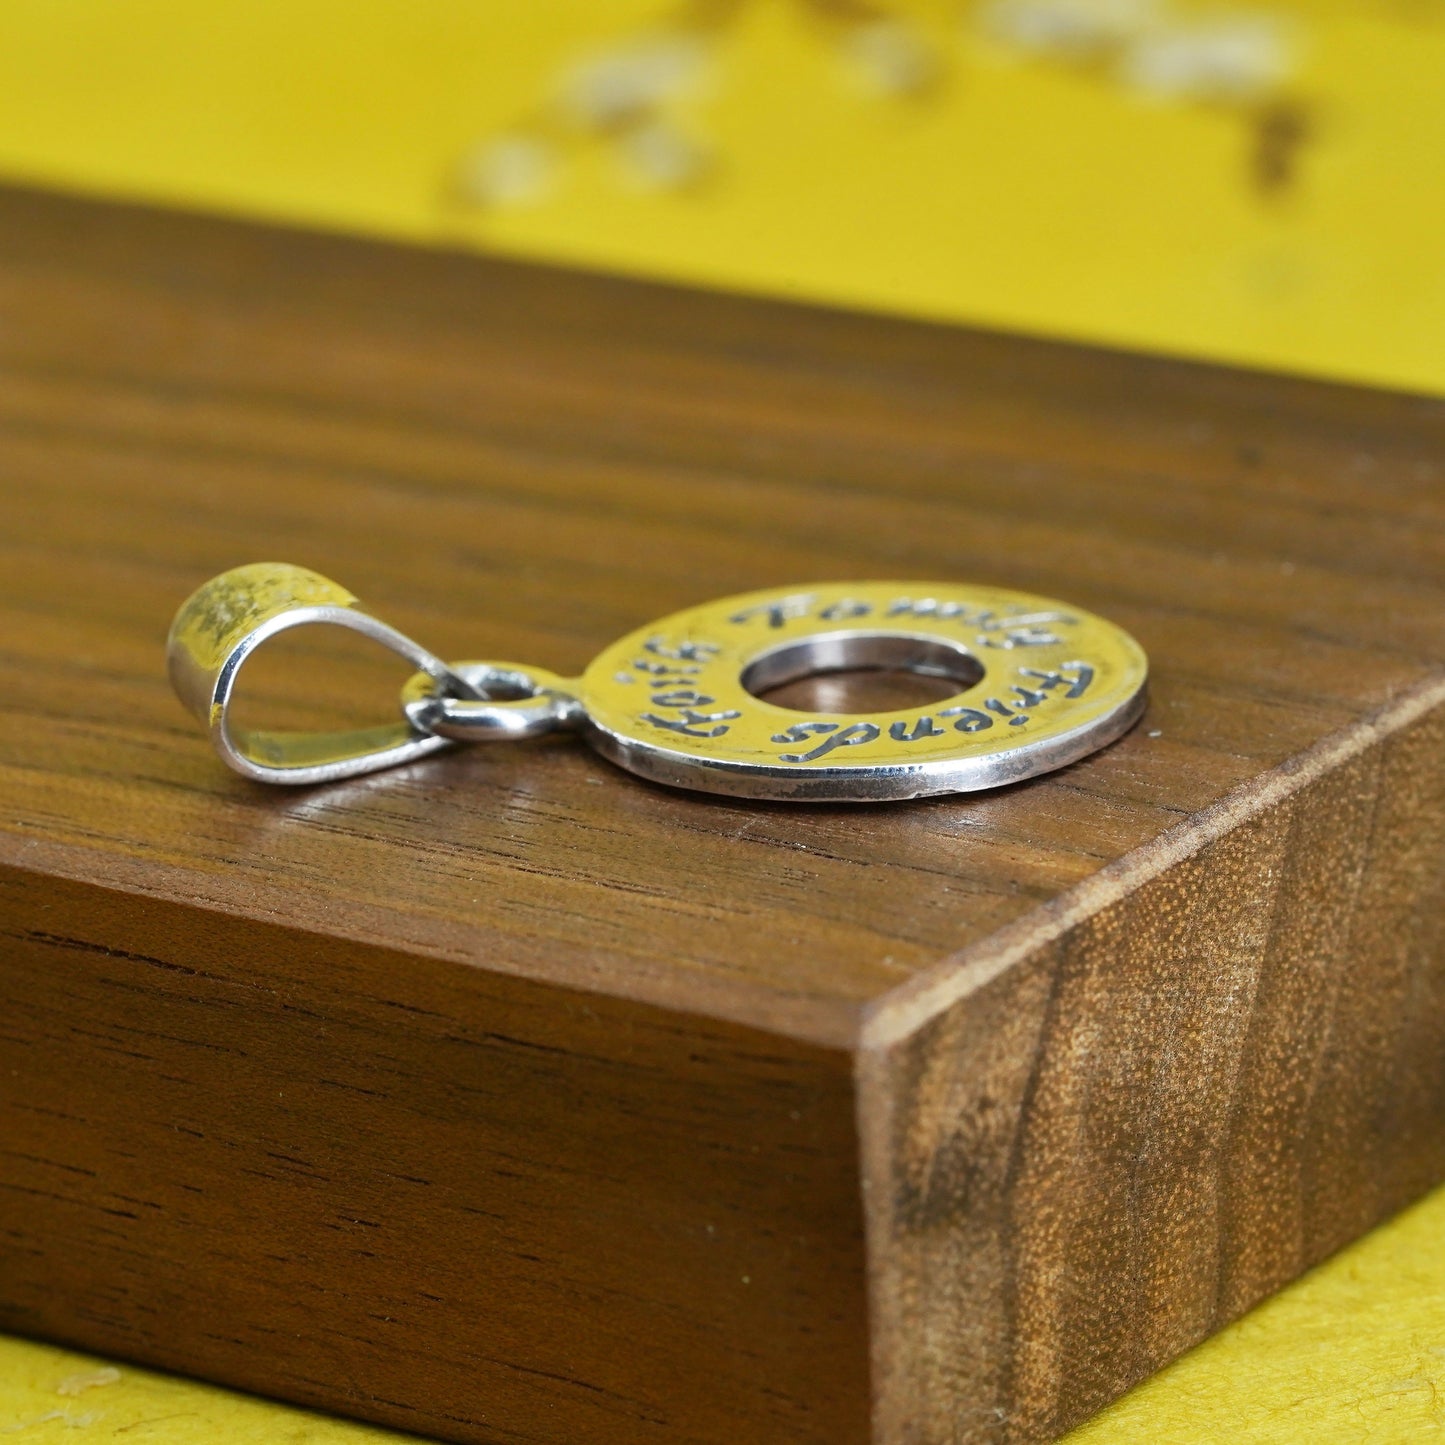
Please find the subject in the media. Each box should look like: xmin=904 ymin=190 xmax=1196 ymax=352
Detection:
xmin=1 ymin=185 xmax=1441 ymax=1055
xmin=0 ymin=185 xmax=1443 ymax=1445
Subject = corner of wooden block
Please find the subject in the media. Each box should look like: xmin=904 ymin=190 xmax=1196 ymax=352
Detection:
xmin=857 ymin=681 xmax=1445 ymax=1444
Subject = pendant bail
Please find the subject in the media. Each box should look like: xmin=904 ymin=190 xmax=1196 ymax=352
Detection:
xmin=166 ymin=562 xmax=473 ymax=785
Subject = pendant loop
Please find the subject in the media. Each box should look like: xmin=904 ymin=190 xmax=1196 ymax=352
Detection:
xmin=167 ymin=562 xmax=474 ymax=785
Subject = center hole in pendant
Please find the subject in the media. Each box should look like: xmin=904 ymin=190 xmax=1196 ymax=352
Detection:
xmin=741 ymin=633 xmax=985 ymax=714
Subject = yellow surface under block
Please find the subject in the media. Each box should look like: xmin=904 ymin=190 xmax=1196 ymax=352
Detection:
xmin=0 ymin=2 xmax=1442 ymax=1440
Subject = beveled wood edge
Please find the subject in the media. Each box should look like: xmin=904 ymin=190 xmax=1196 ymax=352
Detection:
xmin=0 ymin=832 xmax=867 ymax=1050
xmin=859 ymin=669 xmax=1445 ymax=1055
xmin=4 ymin=671 xmax=1442 ymax=1057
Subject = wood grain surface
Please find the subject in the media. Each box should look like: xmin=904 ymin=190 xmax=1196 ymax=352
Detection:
xmin=0 ymin=184 xmax=1441 ymax=1444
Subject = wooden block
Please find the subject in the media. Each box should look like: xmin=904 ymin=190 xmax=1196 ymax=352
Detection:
xmin=0 ymin=185 xmax=1441 ymax=1445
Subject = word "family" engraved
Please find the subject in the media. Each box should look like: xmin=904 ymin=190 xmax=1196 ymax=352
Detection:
xmin=728 ymin=593 xmax=1077 ymax=650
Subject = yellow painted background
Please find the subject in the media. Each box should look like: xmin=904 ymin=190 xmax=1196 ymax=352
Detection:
xmin=0 ymin=0 xmax=1442 ymax=394
xmin=1 ymin=1 xmax=1443 ymax=1439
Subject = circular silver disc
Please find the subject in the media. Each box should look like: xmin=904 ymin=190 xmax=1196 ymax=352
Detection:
xmin=578 ymin=581 xmax=1148 ymax=802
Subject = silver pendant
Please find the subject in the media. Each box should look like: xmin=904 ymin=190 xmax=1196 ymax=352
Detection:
xmin=167 ymin=564 xmax=1147 ymax=802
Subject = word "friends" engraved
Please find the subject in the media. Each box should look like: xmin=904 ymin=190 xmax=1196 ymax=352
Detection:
xmin=769 ymin=663 xmax=1094 ymax=762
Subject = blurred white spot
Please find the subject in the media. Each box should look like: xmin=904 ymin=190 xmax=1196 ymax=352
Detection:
xmin=455 ymin=134 xmax=555 ymax=207
xmin=55 ymin=1368 xmax=121 ymax=1397
xmin=981 ymin=0 xmax=1160 ymax=58
xmin=1121 ymin=15 xmax=1294 ymax=101
xmin=844 ymin=20 xmax=939 ymax=96
xmin=618 ymin=119 xmax=710 ymax=190
xmin=559 ymin=36 xmax=708 ymax=130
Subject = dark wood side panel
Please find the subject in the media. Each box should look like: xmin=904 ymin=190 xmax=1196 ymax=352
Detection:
xmin=0 ymin=873 xmax=870 ymax=1445
xmin=861 ymin=696 xmax=1445 ymax=1444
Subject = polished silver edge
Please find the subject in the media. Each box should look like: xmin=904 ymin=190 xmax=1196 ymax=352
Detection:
xmin=582 ymin=682 xmax=1148 ymax=802
xmin=209 ymin=605 xmax=457 ymax=785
